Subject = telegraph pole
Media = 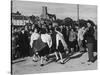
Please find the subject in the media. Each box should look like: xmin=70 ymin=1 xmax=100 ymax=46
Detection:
xmin=77 ymin=4 xmax=79 ymax=25
xmin=11 ymin=0 xmax=13 ymax=25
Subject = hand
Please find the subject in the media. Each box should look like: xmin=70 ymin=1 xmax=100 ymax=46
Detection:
xmin=16 ymin=45 xmax=19 ymax=47
xmin=30 ymin=43 xmax=32 ymax=48
xmin=85 ymin=40 xmax=87 ymax=43
xmin=64 ymin=47 xmax=68 ymax=51
xmin=56 ymin=46 xmax=58 ymax=50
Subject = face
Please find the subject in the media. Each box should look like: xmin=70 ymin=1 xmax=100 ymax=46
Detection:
xmin=49 ymin=25 xmax=52 ymax=29
xmin=63 ymin=25 xmax=65 ymax=28
xmin=82 ymin=27 xmax=85 ymax=30
xmin=32 ymin=25 xmax=35 ymax=29
xmin=94 ymin=26 xmax=97 ymax=30
xmin=30 ymin=31 xmax=32 ymax=34
xmin=50 ymin=30 xmax=52 ymax=33
xmin=42 ymin=25 xmax=45 ymax=29
xmin=34 ymin=28 xmax=37 ymax=33
xmin=60 ymin=26 xmax=63 ymax=28
xmin=69 ymin=26 xmax=71 ymax=28
xmin=66 ymin=26 xmax=68 ymax=29
xmin=87 ymin=23 xmax=91 ymax=27
xmin=71 ymin=29 xmax=74 ymax=32
xmin=29 ymin=26 xmax=32 ymax=29
xmin=25 ymin=26 xmax=28 ymax=30
xmin=14 ymin=29 xmax=17 ymax=32
xmin=22 ymin=30 xmax=24 ymax=34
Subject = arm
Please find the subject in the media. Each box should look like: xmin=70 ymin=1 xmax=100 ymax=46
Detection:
xmin=83 ymin=29 xmax=86 ymax=35
xmin=46 ymin=35 xmax=52 ymax=48
xmin=60 ymin=35 xmax=68 ymax=50
xmin=30 ymin=34 xmax=34 ymax=48
xmin=77 ymin=30 xmax=80 ymax=41
xmin=48 ymin=35 xmax=52 ymax=48
xmin=56 ymin=34 xmax=59 ymax=49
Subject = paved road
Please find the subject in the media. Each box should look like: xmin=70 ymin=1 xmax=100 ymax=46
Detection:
xmin=12 ymin=52 xmax=97 ymax=75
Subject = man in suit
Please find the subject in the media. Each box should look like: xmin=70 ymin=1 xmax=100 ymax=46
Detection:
xmin=85 ymin=22 xmax=95 ymax=63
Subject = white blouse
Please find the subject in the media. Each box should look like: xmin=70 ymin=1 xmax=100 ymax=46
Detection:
xmin=30 ymin=32 xmax=40 ymax=47
xmin=41 ymin=33 xmax=52 ymax=48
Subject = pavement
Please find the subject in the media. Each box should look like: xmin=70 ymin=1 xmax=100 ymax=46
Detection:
xmin=12 ymin=52 xmax=97 ymax=75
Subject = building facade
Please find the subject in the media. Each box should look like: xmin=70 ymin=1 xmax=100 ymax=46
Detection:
xmin=11 ymin=11 xmax=29 ymax=26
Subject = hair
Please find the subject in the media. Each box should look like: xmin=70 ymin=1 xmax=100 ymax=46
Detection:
xmin=69 ymin=27 xmax=76 ymax=32
xmin=87 ymin=20 xmax=95 ymax=27
xmin=55 ymin=27 xmax=61 ymax=32
xmin=21 ymin=27 xmax=24 ymax=31
xmin=34 ymin=26 xmax=40 ymax=33
xmin=40 ymin=28 xmax=46 ymax=34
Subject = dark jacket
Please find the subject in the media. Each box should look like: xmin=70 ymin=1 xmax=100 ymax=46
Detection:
xmin=51 ymin=31 xmax=57 ymax=52
xmin=84 ymin=27 xmax=95 ymax=43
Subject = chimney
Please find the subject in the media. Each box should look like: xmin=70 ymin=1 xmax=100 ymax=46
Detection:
xmin=41 ymin=6 xmax=48 ymax=19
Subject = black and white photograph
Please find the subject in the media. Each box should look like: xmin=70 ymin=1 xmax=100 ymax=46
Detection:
xmin=11 ymin=0 xmax=97 ymax=74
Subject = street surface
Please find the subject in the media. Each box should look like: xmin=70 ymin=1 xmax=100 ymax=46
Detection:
xmin=12 ymin=52 xmax=97 ymax=75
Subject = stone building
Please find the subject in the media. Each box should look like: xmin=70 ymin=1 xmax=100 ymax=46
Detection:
xmin=40 ymin=6 xmax=56 ymax=21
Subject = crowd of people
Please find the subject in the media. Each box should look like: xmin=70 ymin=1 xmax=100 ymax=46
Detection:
xmin=12 ymin=18 xmax=97 ymax=66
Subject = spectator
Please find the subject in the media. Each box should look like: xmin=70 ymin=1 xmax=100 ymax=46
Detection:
xmin=85 ymin=22 xmax=95 ymax=63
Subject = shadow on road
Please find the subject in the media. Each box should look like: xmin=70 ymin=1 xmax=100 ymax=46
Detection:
xmin=70 ymin=53 xmax=83 ymax=59
xmin=12 ymin=58 xmax=26 ymax=64
xmin=44 ymin=58 xmax=56 ymax=66
xmin=63 ymin=52 xmax=85 ymax=64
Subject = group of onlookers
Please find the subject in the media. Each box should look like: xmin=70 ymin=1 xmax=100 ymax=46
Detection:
xmin=12 ymin=19 xmax=97 ymax=66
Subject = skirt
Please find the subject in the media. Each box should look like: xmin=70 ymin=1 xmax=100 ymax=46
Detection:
xmin=58 ymin=40 xmax=65 ymax=53
xmin=38 ymin=44 xmax=50 ymax=57
xmin=68 ymin=40 xmax=77 ymax=48
xmin=32 ymin=37 xmax=49 ymax=57
xmin=32 ymin=37 xmax=47 ymax=52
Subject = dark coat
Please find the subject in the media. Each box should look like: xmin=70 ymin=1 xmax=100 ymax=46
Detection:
xmin=84 ymin=27 xmax=95 ymax=43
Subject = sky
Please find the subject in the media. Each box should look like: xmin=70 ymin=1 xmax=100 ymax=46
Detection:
xmin=12 ymin=0 xmax=97 ymax=24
